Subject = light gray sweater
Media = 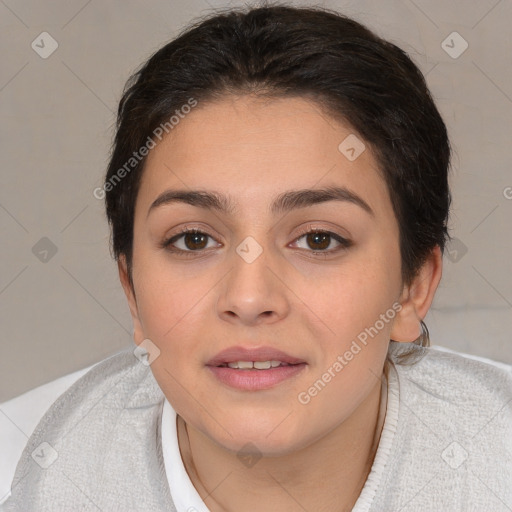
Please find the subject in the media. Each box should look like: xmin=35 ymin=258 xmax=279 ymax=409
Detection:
xmin=2 ymin=343 xmax=511 ymax=511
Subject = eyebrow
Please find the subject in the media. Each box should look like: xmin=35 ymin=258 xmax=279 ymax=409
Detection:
xmin=147 ymin=186 xmax=374 ymax=218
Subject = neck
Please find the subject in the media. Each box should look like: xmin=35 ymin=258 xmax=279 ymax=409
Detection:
xmin=177 ymin=370 xmax=388 ymax=512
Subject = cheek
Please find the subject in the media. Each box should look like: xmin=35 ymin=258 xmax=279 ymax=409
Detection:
xmin=133 ymin=248 xmax=212 ymax=339
xmin=133 ymin=268 xmax=210 ymax=414
xmin=291 ymin=264 xmax=396 ymax=437
xmin=132 ymin=251 xmax=217 ymax=385
xmin=296 ymin=249 xmax=401 ymax=347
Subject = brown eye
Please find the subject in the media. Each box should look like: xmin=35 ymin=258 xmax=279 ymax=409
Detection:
xmin=305 ymin=232 xmax=331 ymax=250
xmin=163 ymin=229 xmax=220 ymax=255
xmin=292 ymin=229 xmax=352 ymax=254
xmin=182 ymin=232 xmax=209 ymax=250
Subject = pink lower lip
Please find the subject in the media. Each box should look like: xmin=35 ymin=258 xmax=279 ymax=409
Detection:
xmin=207 ymin=364 xmax=307 ymax=391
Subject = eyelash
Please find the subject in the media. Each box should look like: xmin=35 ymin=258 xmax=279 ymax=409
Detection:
xmin=161 ymin=226 xmax=352 ymax=258
xmin=293 ymin=226 xmax=352 ymax=255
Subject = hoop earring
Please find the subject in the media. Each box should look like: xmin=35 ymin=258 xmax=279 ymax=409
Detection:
xmin=416 ymin=319 xmax=430 ymax=348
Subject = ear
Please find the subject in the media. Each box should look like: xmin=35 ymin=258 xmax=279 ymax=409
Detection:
xmin=118 ymin=255 xmax=145 ymax=344
xmin=390 ymin=245 xmax=443 ymax=342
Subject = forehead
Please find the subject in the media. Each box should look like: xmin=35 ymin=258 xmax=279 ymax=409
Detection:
xmin=137 ymin=95 xmax=392 ymax=221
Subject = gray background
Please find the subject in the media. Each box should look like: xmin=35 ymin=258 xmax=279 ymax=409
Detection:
xmin=1 ymin=0 xmax=511 ymax=402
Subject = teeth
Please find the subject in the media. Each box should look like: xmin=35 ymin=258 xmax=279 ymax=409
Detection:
xmin=254 ymin=361 xmax=271 ymax=369
xmin=225 ymin=360 xmax=286 ymax=369
xmin=237 ymin=361 xmax=253 ymax=369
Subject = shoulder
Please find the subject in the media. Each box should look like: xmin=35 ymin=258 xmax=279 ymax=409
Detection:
xmin=27 ymin=344 xmax=166 ymax=449
xmin=374 ymin=343 xmax=512 ymax=510
xmin=389 ymin=342 xmax=512 ymax=443
xmin=391 ymin=343 xmax=512 ymax=410
xmin=28 ymin=347 xmax=160 ymax=440
xmin=3 ymin=347 xmax=172 ymax=510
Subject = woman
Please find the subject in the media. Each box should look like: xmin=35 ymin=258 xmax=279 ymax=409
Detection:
xmin=4 ymin=4 xmax=511 ymax=511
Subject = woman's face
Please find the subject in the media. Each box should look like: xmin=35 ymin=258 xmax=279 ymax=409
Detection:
xmin=124 ymin=94 xmax=406 ymax=455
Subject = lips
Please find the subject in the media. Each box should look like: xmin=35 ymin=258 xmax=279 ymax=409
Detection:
xmin=206 ymin=346 xmax=306 ymax=367
xmin=206 ymin=346 xmax=307 ymax=391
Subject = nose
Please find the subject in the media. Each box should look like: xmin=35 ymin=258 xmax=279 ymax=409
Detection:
xmin=216 ymin=238 xmax=291 ymax=327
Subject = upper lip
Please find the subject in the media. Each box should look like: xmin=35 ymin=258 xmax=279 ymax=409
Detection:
xmin=206 ymin=346 xmax=306 ymax=367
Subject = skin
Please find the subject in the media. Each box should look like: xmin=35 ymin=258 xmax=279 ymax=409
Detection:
xmin=119 ymin=95 xmax=442 ymax=511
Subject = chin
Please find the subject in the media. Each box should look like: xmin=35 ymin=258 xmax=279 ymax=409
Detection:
xmin=206 ymin=416 xmax=312 ymax=458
